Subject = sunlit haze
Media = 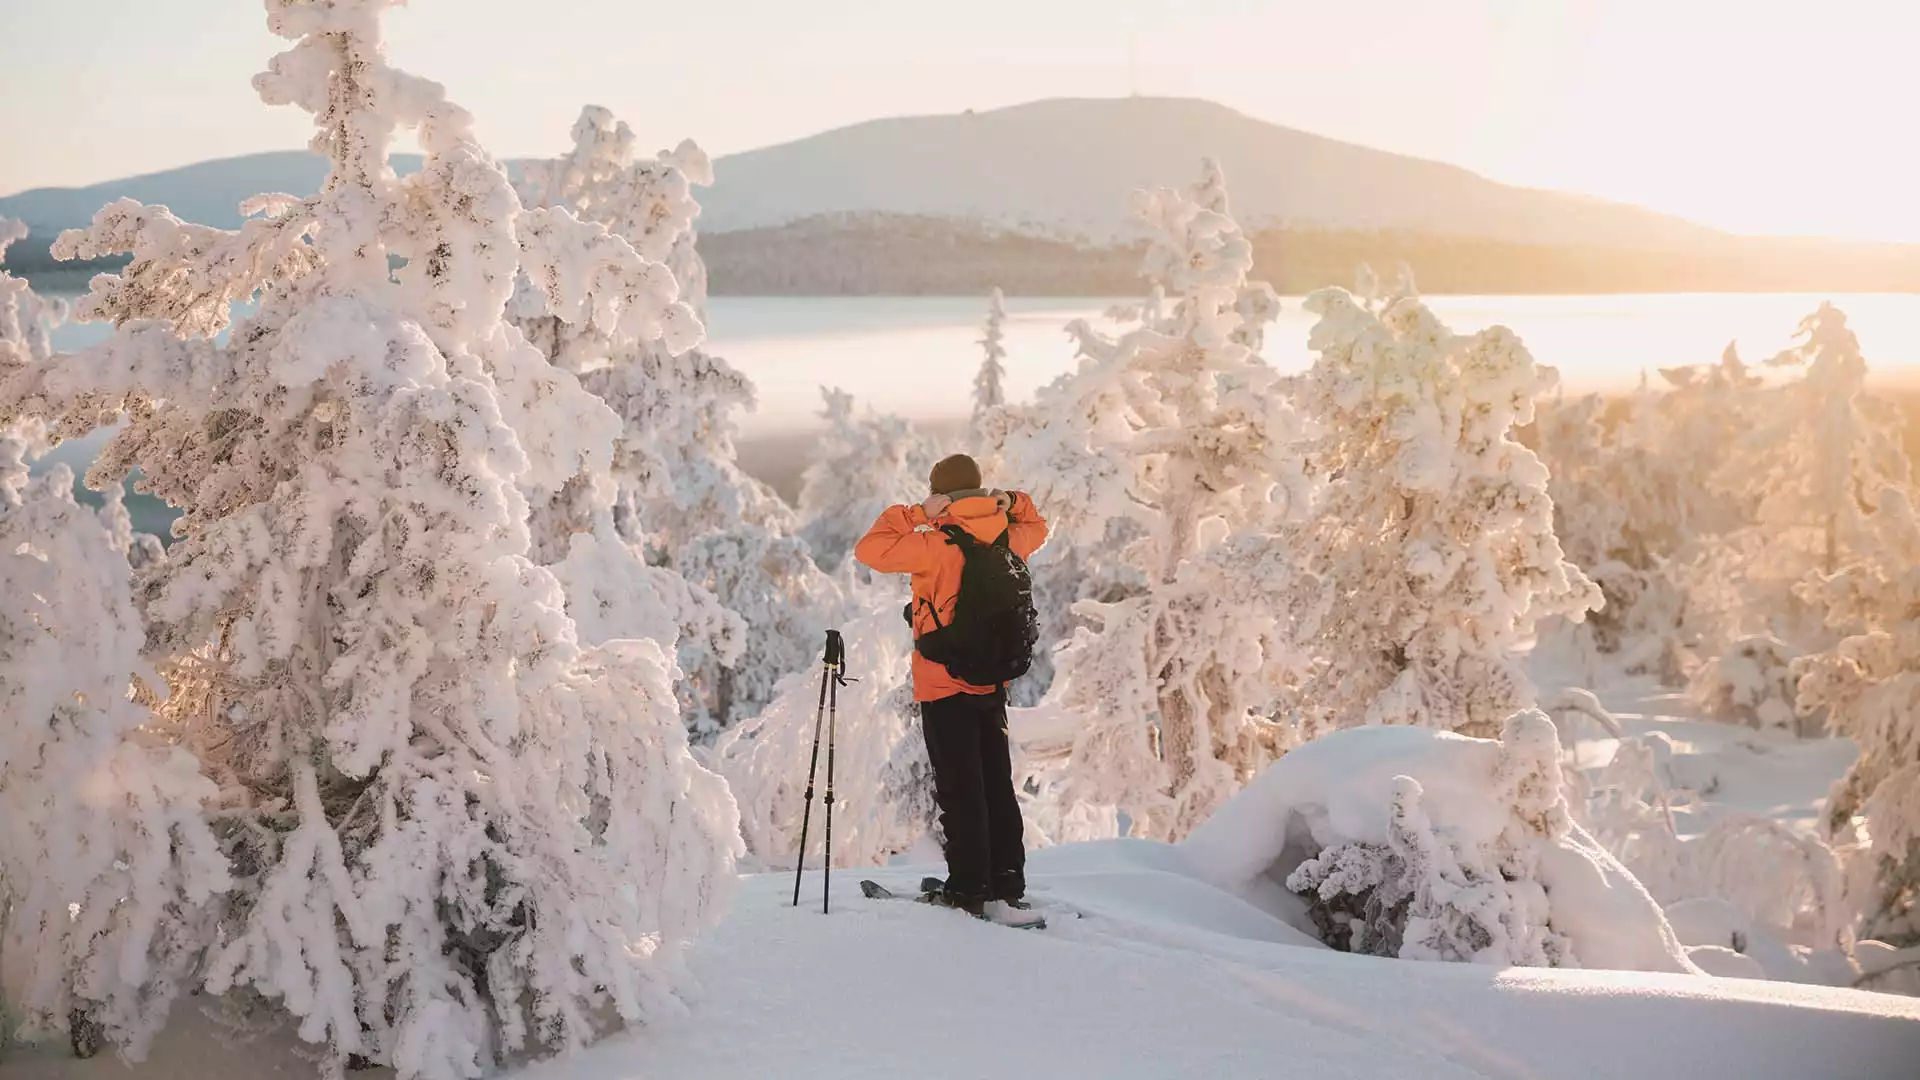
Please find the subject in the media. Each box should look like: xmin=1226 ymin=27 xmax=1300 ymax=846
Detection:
xmin=3 ymin=0 xmax=1918 ymax=242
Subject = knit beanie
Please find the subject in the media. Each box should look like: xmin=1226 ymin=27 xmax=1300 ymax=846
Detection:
xmin=929 ymin=453 xmax=983 ymax=495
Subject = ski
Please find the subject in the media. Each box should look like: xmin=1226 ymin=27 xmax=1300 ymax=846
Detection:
xmin=858 ymin=878 xmax=1052 ymax=929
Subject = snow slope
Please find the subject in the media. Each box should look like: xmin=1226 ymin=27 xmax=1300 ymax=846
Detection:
xmin=11 ymin=840 xmax=1917 ymax=1080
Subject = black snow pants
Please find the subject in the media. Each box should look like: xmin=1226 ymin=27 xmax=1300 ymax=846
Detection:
xmin=920 ymin=687 xmax=1025 ymax=904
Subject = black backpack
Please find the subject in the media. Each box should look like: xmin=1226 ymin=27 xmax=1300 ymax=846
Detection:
xmin=909 ymin=524 xmax=1040 ymax=687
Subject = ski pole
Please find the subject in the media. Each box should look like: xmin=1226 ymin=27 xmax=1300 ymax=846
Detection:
xmin=823 ymin=630 xmax=843 ymax=914
xmin=792 ymin=629 xmax=837 ymax=908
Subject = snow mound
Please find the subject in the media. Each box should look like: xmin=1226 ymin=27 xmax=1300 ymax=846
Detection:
xmin=1185 ymin=717 xmax=1699 ymax=973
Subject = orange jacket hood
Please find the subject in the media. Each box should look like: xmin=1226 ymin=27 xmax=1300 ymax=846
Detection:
xmin=941 ymin=491 xmax=1012 ymax=542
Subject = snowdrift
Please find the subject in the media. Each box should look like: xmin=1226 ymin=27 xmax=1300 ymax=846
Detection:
xmin=1185 ymin=717 xmax=1700 ymax=973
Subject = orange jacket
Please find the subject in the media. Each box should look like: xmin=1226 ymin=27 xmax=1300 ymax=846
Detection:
xmin=853 ymin=490 xmax=1049 ymax=702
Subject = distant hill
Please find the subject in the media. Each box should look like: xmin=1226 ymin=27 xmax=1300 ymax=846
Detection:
xmin=6 ymin=96 xmax=1918 ymax=294
xmin=0 ymin=97 xmax=1725 ymax=247
xmin=696 ymin=96 xmax=1726 ymax=249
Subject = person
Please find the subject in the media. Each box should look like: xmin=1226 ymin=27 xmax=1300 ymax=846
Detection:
xmin=854 ymin=453 xmax=1048 ymax=922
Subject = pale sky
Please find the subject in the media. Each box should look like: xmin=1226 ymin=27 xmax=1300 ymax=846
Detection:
xmin=3 ymin=0 xmax=1917 ymax=241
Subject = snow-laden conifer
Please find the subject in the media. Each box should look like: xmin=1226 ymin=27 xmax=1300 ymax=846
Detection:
xmin=1001 ymin=165 xmax=1309 ymax=839
xmin=1286 ymin=288 xmax=1601 ymax=737
xmin=2 ymin=5 xmax=738 ymax=1073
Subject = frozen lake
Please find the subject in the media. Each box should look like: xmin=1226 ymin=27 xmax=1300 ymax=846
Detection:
xmin=45 ymin=291 xmax=1920 ymax=437
xmin=710 ymin=292 xmax=1920 ymax=433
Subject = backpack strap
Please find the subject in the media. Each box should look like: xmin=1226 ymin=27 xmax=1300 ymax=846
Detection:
xmin=916 ymin=595 xmax=946 ymax=631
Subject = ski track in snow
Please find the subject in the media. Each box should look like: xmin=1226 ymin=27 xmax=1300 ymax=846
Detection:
xmin=510 ymin=841 xmax=1920 ymax=1080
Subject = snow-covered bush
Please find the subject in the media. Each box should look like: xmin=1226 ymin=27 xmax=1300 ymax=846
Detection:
xmin=1663 ymin=897 xmax=1860 ymax=985
xmin=1 ymin=4 xmax=739 ymax=1074
xmin=1573 ymin=727 xmax=1850 ymax=957
xmin=1286 ymin=288 xmax=1601 ymax=738
xmin=797 ymin=387 xmax=938 ymax=573
xmin=1000 ymin=165 xmax=1309 ymax=840
xmin=0 ymin=465 xmax=230 ymax=1060
xmin=1688 ymin=634 xmax=1807 ymax=734
xmin=1795 ymin=487 xmax=1920 ymax=944
xmin=1185 ymin=714 xmax=1698 ymax=974
xmin=714 ymin=609 xmax=932 ymax=869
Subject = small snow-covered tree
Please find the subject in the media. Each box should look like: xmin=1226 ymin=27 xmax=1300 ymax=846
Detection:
xmin=971 ymin=287 xmax=1009 ymax=437
xmin=1 ymin=5 xmax=738 ymax=1074
xmin=1000 ymin=166 xmax=1310 ymax=840
xmin=1286 ymin=287 xmax=1601 ymax=738
xmin=797 ymin=387 xmax=939 ymax=573
xmin=1795 ymin=487 xmax=1920 ymax=943
xmin=1354 ymin=263 xmax=1382 ymax=310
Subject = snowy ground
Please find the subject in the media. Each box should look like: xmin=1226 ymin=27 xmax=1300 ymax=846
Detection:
xmin=14 ymin=839 xmax=1920 ymax=1080
xmin=11 ymin=666 xmax=1908 ymax=1080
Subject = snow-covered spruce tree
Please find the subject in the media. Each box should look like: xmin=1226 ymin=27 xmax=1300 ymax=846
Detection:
xmin=1742 ymin=304 xmax=1909 ymax=578
xmin=1699 ymin=307 xmax=1910 ymax=655
xmin=1000 ymin=171 xmax=1310 ymax=840
xmin=0 ymin=460 xmax=229 ymax=1058
xmin=3 ymin=4 xmax=738 ymax=1074
xmin=510 ymin=106 xmax=838 ymax=733
xmin=1794 ymin=487 xmax=1920 ymax=943
xmin=797 ymin=387 xmax=939 ymax=573
xmin=971 ymin=287 xmax=1009 ymax=438
xmin=1286 ymin=288 xmax=1601 ymax=738
xmin=512 ymin=105 xmax=787 ymax=551
xmin=713 ymin=608 xmax=934 ymax=869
